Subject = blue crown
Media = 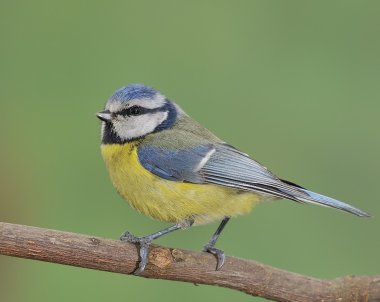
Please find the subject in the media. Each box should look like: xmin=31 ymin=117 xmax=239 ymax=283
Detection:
xmin=109 ymin=84 xmax=157 ymax=102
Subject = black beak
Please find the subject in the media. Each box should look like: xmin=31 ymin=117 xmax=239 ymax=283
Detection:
xmin=96 ymin=110 xmax=112 ymax=122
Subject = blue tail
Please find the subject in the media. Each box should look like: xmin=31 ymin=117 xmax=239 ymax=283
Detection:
xmin=297 ymin=189 xmax=370 ymax=217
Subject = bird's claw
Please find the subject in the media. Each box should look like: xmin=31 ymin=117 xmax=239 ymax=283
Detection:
xmin=120 ymin=231 xmax=152 ymax=275
xmin=120 ymin=230 xmax=139 ymax=242
xmin=203 ymin=245 xmax=225 ymax=270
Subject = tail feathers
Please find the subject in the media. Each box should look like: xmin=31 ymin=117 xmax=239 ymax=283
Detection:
xmin=296 ymin=189 xmax=370 ymax=218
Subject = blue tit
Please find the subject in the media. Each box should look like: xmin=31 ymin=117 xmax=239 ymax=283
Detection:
xmin=96 ymin=84 xmax=369 ymax=275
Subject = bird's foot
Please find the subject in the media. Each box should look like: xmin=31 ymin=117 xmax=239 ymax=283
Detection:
xmin=202 ymin=244 xmax=225 ymax=270
xmin=120 ymin=231 xmax=152 ymax=275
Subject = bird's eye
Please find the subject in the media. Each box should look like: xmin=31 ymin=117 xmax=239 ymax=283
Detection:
xmin=129 ymin=106 xmax=141 ymax=116
xmin=119 ymin=106 xmax=143 ymax=117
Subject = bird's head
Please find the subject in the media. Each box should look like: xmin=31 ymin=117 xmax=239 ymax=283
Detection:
xmin=96 ymin=84 xmax=178 ymax=144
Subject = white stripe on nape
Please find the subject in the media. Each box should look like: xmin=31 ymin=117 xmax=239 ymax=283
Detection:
xmin=106 ymin=93 xmax=167 ymax=113
xmin=126 ymin=94 xmax=166 ymax=109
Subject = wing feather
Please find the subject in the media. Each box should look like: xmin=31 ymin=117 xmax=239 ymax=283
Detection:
xmin=137 ymin=140 xmax=369 ymax=217
xmin=137 ymin=143 xmax=215 ymax=183
xmin=138 ymin=142 xmax=309 ymax=200
xmin=201 ymin=144 xmax=310 ymax=200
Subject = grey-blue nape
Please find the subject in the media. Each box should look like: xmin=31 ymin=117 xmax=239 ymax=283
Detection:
xmin=109 ymin=84 xmax=157 ymax=103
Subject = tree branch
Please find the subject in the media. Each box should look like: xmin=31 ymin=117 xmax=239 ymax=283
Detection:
xmin=0 ymin=222 xmax=378 ymax=301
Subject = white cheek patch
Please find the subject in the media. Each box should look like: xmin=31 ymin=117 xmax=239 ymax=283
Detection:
xmin=113 ymin=111 xmax=169 ymax=140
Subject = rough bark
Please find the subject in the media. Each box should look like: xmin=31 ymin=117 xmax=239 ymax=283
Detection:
xmin=0 ymin=222 xmax=379 ymax=302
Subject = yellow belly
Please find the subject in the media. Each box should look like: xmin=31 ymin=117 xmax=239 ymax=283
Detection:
xmin=101 ymin=142 xmax=263 ymax=225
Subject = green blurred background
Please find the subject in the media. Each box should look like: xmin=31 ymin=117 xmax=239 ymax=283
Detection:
xmin=1 ymin=1 xmax=379 ymax=301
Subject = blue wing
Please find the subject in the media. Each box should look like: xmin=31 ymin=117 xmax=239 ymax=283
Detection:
xmin=137 ymin=143 xmax=215 ymax=183
xmin=137 ymin=143 xmax=369 ymax=217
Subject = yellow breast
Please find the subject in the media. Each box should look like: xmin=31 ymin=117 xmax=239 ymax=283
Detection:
xmin=101 ymin=142 xmax=263 ymax=225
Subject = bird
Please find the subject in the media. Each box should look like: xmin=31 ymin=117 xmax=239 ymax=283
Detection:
xmin=96 ymin=83 xmax=369 ymax=275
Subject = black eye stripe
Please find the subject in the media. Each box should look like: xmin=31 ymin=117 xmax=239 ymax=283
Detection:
xmin=117 ymin=105 xmax=167 ymax=117
xmin=118 ymin=105 xmax=145 ymax=116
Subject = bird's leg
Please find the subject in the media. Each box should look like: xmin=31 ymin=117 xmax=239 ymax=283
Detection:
xmin=120 ymin=219 xmax=194 ymax=275
xmin=202 ymin=216 xmax=230 ymax=270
